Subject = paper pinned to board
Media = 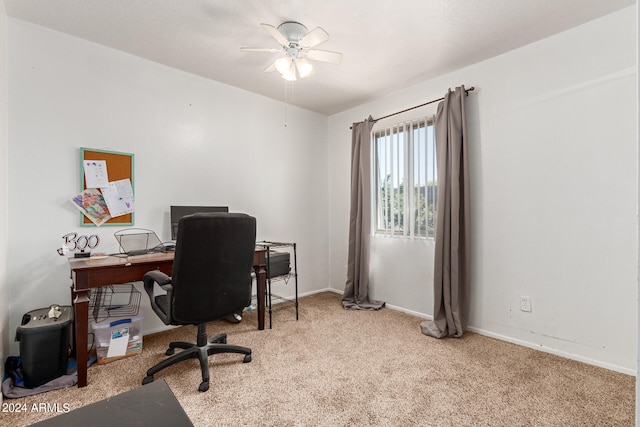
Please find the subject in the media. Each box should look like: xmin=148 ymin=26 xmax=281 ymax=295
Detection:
xmin=84 ymin=160 xmax=109 ymax=188
xmin=101 ymin=178 xmax=135 ymax=218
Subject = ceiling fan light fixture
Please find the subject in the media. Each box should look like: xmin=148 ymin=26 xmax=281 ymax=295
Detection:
xmin=281 ymin=63 xmax=297 ymax=81
xmin=275 ymin=56 xmax=292 ymax=74
xmin=296 ymin=58 xmax=314 ymax=78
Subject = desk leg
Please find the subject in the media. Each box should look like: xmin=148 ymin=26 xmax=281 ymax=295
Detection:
xmin=73 ymin=289 xmax=90 ymax=388
xmin=255 ymin=264 xmax=266 ymax=330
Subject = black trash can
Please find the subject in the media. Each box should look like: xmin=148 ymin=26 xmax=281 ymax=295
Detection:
xmin=15 ymin=305 xmax=73 ymax=388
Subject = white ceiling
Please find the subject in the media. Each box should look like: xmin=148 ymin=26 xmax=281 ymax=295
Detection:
xmin=3 ymin=0 xmax=636 ymax=115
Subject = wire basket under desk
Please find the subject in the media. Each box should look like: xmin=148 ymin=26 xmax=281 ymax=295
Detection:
xmin=89 ymin=283 xmax=141 ymax=323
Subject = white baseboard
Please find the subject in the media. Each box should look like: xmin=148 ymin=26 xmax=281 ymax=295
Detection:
xmin=384 ymin=302 xmax=433 ymax=320
xmin=465 ymin=326 xmax=636 ymax=376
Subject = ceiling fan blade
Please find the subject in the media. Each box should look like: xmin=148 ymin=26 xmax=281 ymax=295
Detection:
xmin=307 ymin=49 xmax=343 ymax=64
xmin=261 ymin=23 xmax=289 ymax=47
xmin=264 ymin=60 xmax=278 ymax=73
xmin=240 ymin=47 xmax=282 ymax=53
xmin=299 ymin=27 xmax=329 ymax=49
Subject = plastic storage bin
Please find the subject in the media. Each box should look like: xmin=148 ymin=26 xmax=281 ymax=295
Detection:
xmin=16 ymin=305 xmax=73 ymax=388
xmin=91 ymin=315 xmax=143 ymax=364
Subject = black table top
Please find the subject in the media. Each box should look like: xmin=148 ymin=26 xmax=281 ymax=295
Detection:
xmin=30 ymin=380 xmax=193 ymax=427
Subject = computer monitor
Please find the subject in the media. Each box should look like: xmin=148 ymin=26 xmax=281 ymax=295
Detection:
xmin=170 ymin=206 xmax=229 ymax=240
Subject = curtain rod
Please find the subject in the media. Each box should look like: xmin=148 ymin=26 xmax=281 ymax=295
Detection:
xmin=349 ymin=86 xmax=475 ymax=129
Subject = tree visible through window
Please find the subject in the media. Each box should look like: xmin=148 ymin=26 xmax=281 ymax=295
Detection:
xmin=374 ymin=116 xmax=437 ymax=239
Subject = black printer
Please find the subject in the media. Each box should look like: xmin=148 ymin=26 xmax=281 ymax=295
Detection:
xmin=266 ymin=251 xmax=291 ymax=278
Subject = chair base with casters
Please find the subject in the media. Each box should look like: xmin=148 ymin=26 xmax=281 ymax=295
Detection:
xmin=142 ymin=323 xmax=252 ymax=392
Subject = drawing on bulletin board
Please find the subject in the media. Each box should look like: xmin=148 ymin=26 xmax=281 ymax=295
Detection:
xmin=71 ymin=188 xmax=112 ymax=226
xmin=77 ymin=148 xmax=135 ymax=226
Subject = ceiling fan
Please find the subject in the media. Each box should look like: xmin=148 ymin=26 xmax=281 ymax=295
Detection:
xmin=241 ymin=22 xmax=343 ymax=81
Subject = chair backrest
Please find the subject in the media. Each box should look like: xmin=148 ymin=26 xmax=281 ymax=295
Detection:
xmin=170 ymin=212 xmax=256 ymax=324
xmin=170 ymin=206 xmax=229 ymax=240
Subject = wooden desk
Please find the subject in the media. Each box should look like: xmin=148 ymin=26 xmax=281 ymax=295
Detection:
xmin=69 ymin=248 xmax=267 ymax=388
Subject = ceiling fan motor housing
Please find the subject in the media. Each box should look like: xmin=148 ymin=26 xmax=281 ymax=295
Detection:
xmin=278 ymin=21 xmax=308 ymax=44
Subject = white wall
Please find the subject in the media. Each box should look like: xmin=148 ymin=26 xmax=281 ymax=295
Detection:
xmin=329 ymin=7 xmax=638 ymax=373
xmin=0 ymin=0 xmax=9 ymax=393
xmin=6 ymin=18 xmax=330 ymax=355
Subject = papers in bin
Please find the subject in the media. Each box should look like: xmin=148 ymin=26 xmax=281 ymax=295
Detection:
xmin=107 ymin=326 xmax=130 ymax=358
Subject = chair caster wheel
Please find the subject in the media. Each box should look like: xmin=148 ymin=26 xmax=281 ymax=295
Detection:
xmin=243 ymin=354 xmax=252 ymax=363
xmin=198 ymin=381 xmax=209 ymax=392
xmin=166 ymin=348 xmax=175 ymax=356
xmin=142 ymin=376 xmax=154 ymax=385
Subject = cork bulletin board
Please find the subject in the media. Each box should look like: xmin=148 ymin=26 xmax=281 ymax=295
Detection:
xmin=80 ymin=147 xmax=135 ymax=226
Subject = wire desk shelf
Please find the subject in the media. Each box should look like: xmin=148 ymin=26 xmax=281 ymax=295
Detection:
xmin=255 ymin=241 xmax=298 ymax=329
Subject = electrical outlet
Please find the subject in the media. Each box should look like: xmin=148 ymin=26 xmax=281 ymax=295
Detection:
xmin=520 ymin=296 xmax=532 ymax=312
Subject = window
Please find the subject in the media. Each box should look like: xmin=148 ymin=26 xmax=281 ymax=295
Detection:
xmin=373 ymin=116 xmax=437 ymax=239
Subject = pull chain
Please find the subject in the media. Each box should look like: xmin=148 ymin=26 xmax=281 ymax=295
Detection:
xmin=284 ymin=81 xmax=295 ymax=129
xmin=284 ymin=104 xmax=287 ymax=129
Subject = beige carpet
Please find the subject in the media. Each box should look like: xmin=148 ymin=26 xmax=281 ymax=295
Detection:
xmin=3 ymin=292 xmax=635 ymax=426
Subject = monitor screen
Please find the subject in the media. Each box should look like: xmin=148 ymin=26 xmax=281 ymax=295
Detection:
xmin=170 ymin=206 xmax=229 ymax=240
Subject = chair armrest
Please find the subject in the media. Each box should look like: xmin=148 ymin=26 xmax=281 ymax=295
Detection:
xmin=143 ymin=270 xmax=174 ymax=325
xmin=143 ymin=270 xmax=173 ymax=293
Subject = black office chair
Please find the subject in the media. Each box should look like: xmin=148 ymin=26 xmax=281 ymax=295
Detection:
xmin=141 ymin=212 xmax=256 ymax=392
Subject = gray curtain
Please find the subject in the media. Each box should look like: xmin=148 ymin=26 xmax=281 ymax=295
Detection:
xmin=421 ymin=86 xmax=471 ymax=338
xmin=342 ymin=116 xmax=385 ymax=310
